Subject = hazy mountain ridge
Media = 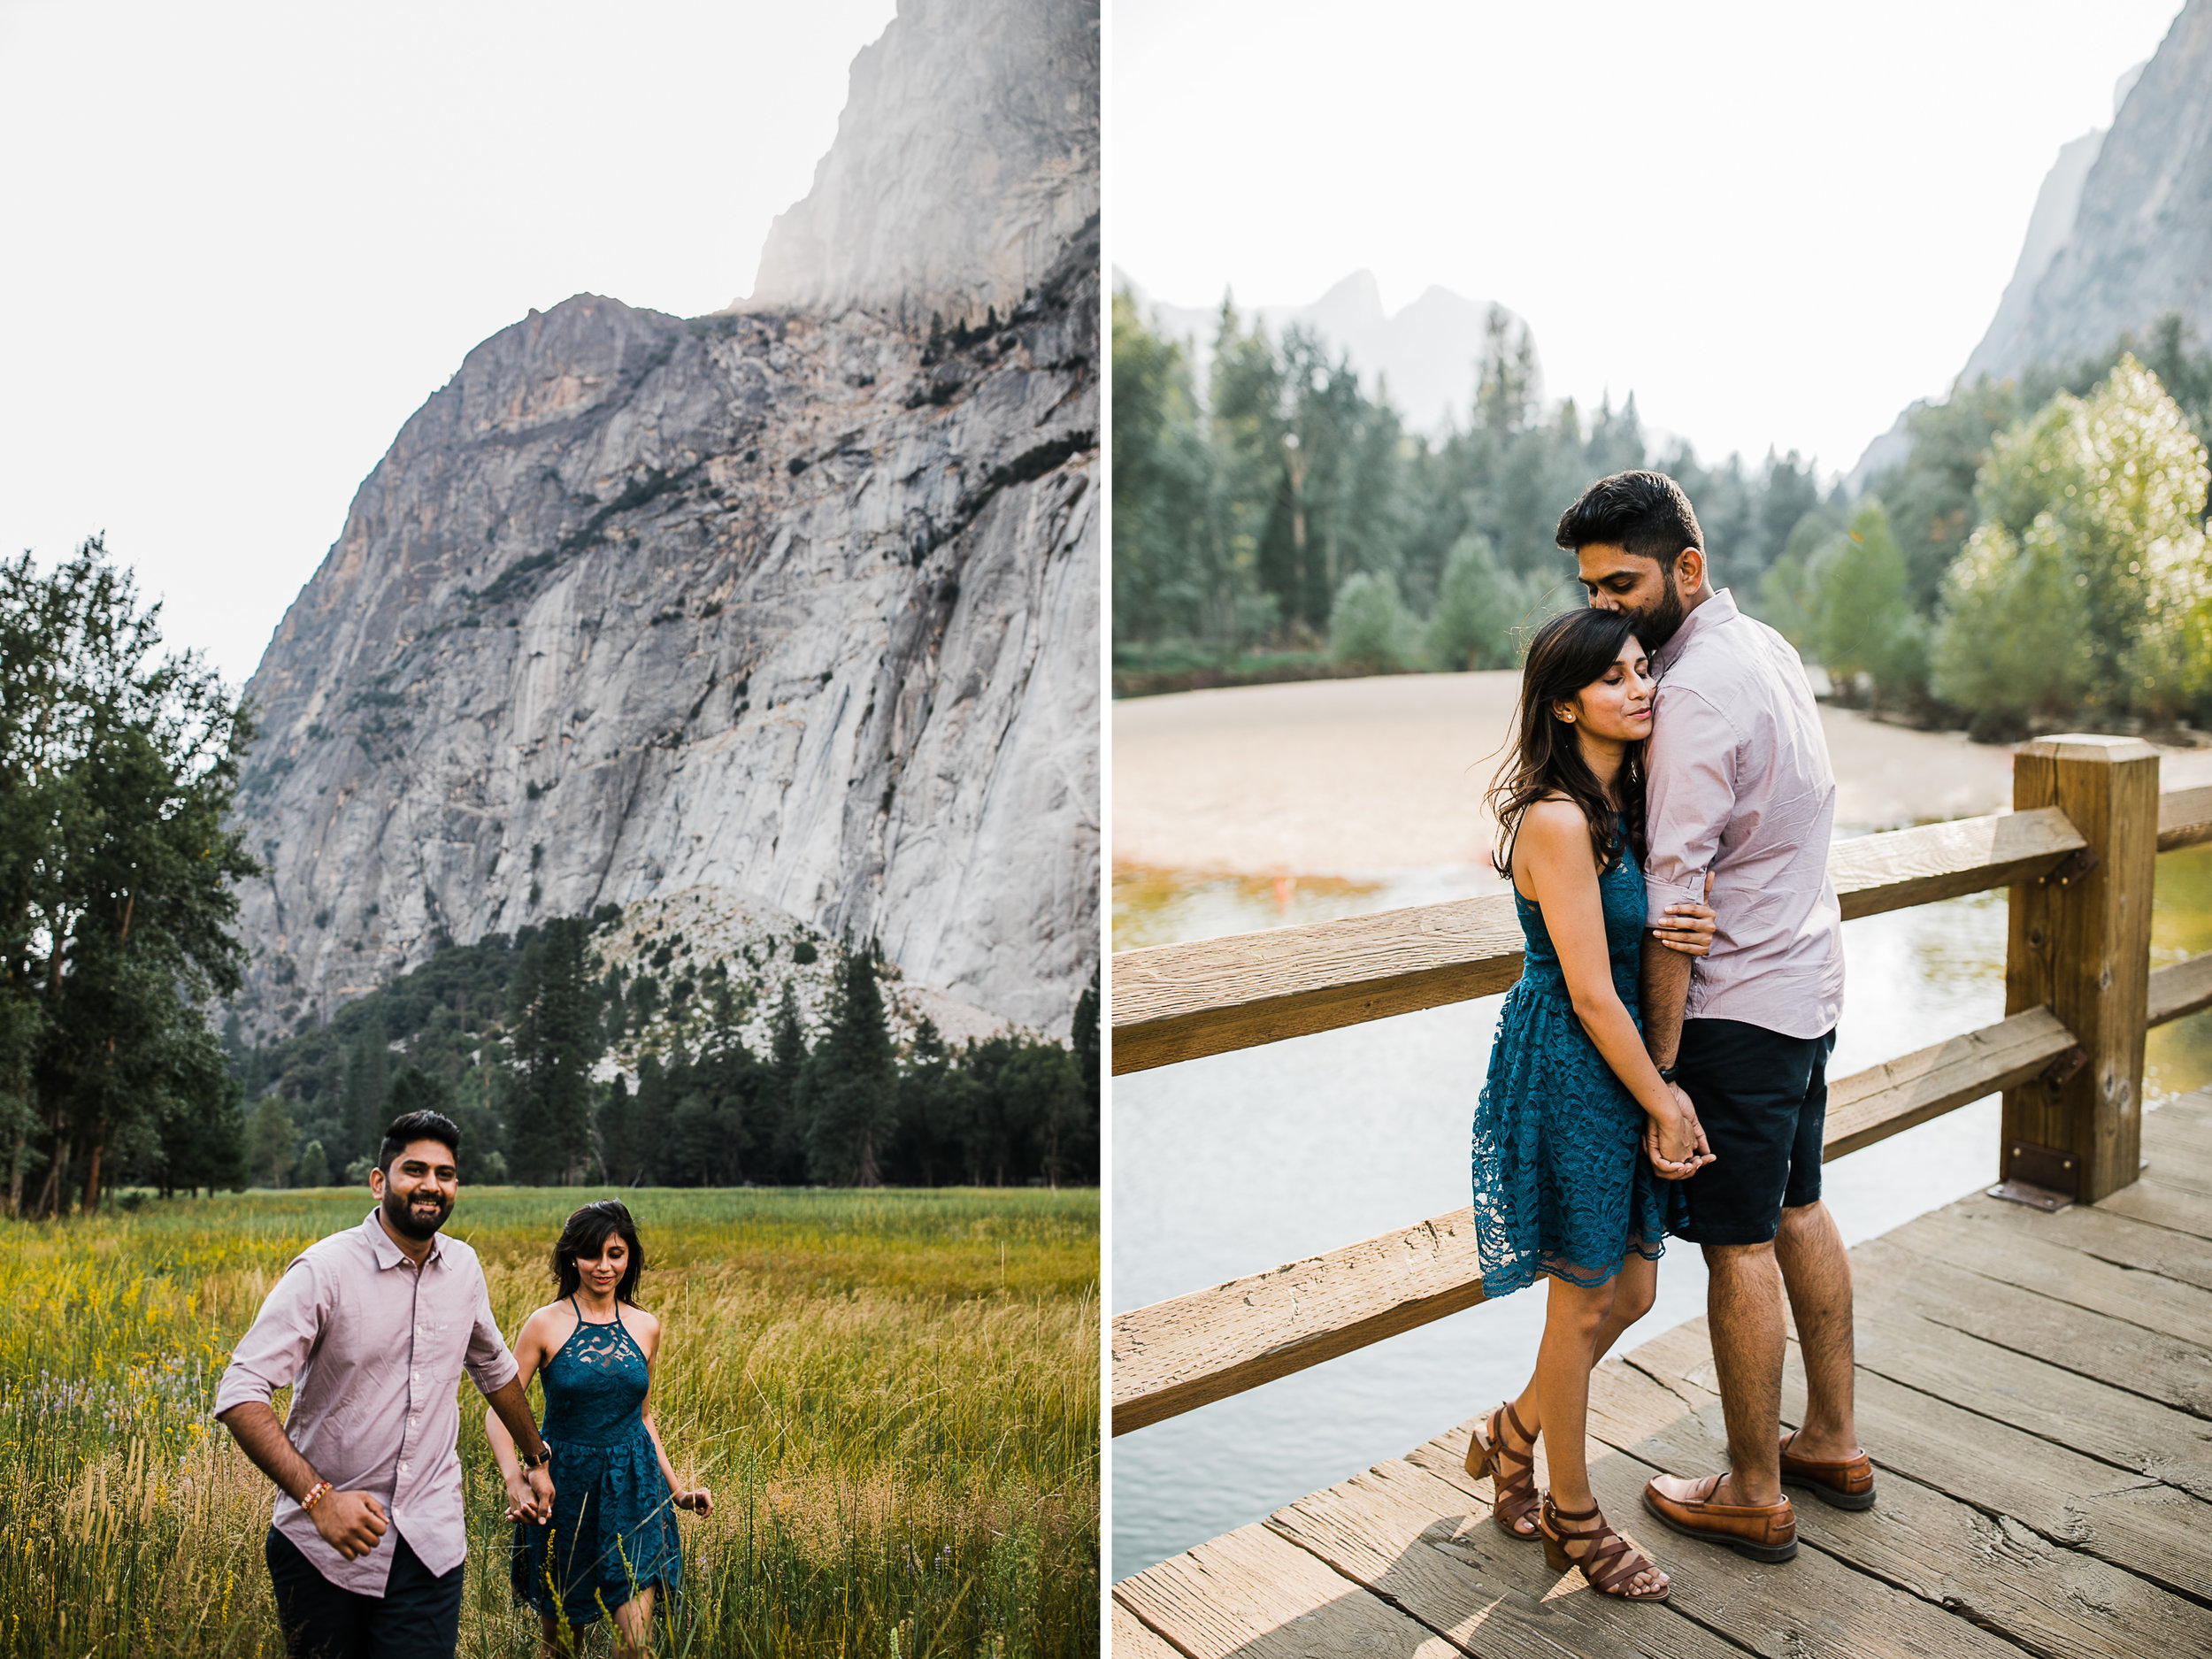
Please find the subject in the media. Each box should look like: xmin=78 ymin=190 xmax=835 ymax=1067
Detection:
xmin=230 ymin=0 xmax=1100 ymax=1042
xmin=1962 ymin=4 xmax=2207 ymax=384
xmin=1123 ymin=268 xmax=1533 ymax=434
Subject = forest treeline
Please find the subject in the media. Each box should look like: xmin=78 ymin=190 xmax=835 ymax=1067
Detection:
xmin=229 ymin=919 xmax=1101 ymax=1194
xmin=1113 ymin=293 xmax=2212 ymax=735
xmin=2 ymin=543 xmax=1098 ymax=1216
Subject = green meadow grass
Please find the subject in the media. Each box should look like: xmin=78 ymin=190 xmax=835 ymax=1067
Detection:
xmin=0 ymin=1187 xmax=1099 ymax=1656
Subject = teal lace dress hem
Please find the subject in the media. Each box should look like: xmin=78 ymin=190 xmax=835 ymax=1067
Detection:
xmin=1471 ymin=829 xmax=1674 ymax=1297
xmin=511 ymin=1300 xmax=681 ymax=1625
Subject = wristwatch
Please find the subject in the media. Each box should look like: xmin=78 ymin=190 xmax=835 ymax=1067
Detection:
xmin=520 ymin=1446 xmax=551 ymax=1471
xmin=1657 ymin=1064 xmax=1681 ymax=1084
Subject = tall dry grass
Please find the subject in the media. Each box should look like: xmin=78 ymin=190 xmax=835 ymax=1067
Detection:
xmin=0 ymin=1187 xmax=1098 ymax=1656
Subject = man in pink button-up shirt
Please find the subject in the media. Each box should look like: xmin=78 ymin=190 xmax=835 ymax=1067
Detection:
xmin=216 ymin=1111 xmax=555 ymax=1658
xmin=1558 ymin=471 xmax=1876 ymax=1564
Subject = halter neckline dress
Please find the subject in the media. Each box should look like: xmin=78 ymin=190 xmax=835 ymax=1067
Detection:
xmin=511 ymin=1295 xmax=682 ymax=1624
xmin=1469 ymin=818 xmax=1675 ymax=1296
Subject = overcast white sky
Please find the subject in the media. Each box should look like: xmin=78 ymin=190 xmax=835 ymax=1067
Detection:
xmin=1112 ymin=0 xmax=2186 ymax=480
xmin=0 ymin=0 xmax=895 ymax=686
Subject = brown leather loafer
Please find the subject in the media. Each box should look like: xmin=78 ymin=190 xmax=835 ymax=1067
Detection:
xmin=1640 ymin=1473 xmax=1797 ymax=1562
xmin=1778 ymin=1432 xmax=1876 ymax=1511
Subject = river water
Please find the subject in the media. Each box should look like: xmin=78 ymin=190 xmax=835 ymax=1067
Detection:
xmin=1110 ymin=844 xmax=2212 ymax=1583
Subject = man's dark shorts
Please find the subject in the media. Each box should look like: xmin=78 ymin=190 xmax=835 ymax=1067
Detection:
xmin=266 ymin=1526 xmax=463 ymax=1659
xmin=1671 ymin=1018 xmax=1837 ymax=1247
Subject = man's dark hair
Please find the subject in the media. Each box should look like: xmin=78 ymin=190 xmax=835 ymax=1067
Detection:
xmin=378 ymin=1110 xmax=461 ymax=1175
xmin=1555 ymin=470 xmax=1704 ymax=571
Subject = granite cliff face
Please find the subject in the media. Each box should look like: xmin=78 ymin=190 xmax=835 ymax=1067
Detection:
xmin=746 ymin=0 xmax=1098 ymax=327
xmin=1962 ymin=0 xmax=2211 ymax=382
xmin=231 ymin=3 xmax=1099 ymax=1041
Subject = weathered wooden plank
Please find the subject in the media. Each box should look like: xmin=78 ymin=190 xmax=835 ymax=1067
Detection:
xmin=1774 ymin=1360 xmax=2212 ymax=1605
xmin=2148 ymin=951 xmax=2212 ymax=1028
xmin=1111 ymin=1208 xmax=1488 ymax=1435
xmin=2158 ymin=780 xmax=2212 ymax=852
xmin=2135 ymin=1131 xmax=2212 ymax=1201
xmin=1820 ymin=1005 xmax=2076 ymax=1158
xmin=1887 ymin=1210 xmax=2212 ymax=1355
xmin=1112 ymin=1601 xmax=1187 ymax=1659
xmin=1110 ymin=806 xmax=2089 ymax=1074
xmin=2098 ymin=1174 xmax=2212 ymax=1239
xmin=1847 ymin=1302 xmax=2212 ymax=1502
xmin=1827 ymin=803 xmax=2085 ymax=918
xmin=1110 ymin=894 xmax=1525 ymax=1075
xmin=2142 ymin=1105 xmax=2212 ymax=1163
xmin=1939 ymin=1188 xmax=2212 ymax=1294
xmin=1856 ymin=1235 xmax=2212 ymax=1417
xmin=1113 ymin=1521 xmax=1463 ymax=1659
xmin=1265 ymin=1459 xmax=1705 ymax=1659
xmin=1585 ymin=1370 xmax=2212 ymax=1659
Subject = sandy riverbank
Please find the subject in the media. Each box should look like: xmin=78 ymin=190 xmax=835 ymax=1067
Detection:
xmin=1114 ymin=671 xmax=2039 ymax=878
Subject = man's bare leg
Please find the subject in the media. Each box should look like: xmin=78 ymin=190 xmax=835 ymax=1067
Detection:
xmin=1774 ymin=1199 xmax=1858 ymax=1461
xmin=1701 ymin=1239 xmax=1785 ymax=1507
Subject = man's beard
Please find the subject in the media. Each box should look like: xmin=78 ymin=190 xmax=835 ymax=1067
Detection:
xmin=383 ymin=1185 xmax=452 ymax=1240
xmin=1629 ymin=578 xmax=1688 ymax=653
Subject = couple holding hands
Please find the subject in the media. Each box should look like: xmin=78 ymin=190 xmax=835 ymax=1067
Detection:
xmin=1466 ymin=470 xmax=1871 ymax=1602
xmin=215 ymin=1113 xmax=710 ymax=1657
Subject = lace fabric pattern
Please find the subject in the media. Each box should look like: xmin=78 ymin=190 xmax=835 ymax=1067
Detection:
xmin=511 ymin=1303 xmax=682 ymax=1624
xmin=1471 ymin=833 xmax=1674 ymax=1298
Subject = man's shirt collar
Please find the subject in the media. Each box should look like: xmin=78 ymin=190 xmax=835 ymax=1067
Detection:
xmin=1655 ymin=587 xmax=1738 ymax=677
xmin=362 ymin=1206 xmax=444 ymax=1270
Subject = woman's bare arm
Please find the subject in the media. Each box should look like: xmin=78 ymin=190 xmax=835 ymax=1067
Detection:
xmin=1518 ymin=802 xmax=1700 ymax=1165
xmin=634 ymin=1313 xmax=712 ymax=1514
xmin=485 ymin=1307 xmax=558 ymax=1517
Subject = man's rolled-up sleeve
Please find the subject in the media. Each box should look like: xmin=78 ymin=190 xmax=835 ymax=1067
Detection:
xmin=464 ymin=1270 xmax=518 ymax=1396
xmin=1644 ymin=683 xmax=1738 ymax=927
xmin=213 ymin=1256 xmax=326 ymax=1417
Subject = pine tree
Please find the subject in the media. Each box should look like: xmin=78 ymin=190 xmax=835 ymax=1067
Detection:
xmin=1 ymin=541 xmax=257 ymax=1216
xmin=505 ymin=918 xmax=600 ymax=1182
xmin=796 ymin=952 xmax=896 ymax=1187
xmin=761 ymin=985 xmax=809 ymax=1183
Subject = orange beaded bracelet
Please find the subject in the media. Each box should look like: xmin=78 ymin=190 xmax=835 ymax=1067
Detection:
xmin=299 ymin=1479 xmax=334 ymax=1512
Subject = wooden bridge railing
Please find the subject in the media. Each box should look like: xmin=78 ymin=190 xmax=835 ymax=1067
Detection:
xmin=1111 ymin=736 xmax=2212 ymax=1436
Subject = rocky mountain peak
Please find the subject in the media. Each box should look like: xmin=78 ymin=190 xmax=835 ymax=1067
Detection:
xmin=742 ymin=0 xmax=1099 ymax=328
xmin=231 ymin=6 xmax=1100 ymax=1047
xmin=1961 ymin=0 xmax=2212 ymax=383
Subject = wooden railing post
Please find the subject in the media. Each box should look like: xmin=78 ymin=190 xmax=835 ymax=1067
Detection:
xmin=2002 ymin=735 xmax=2160 ymax=1203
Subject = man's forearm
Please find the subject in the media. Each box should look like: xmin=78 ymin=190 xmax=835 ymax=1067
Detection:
xmin=1640 ymin=935 xmax=1693 ymax=1071
xmin=216 ymin=1402 xmax=323 ymax=1502
xmin=484 ymin=1377 xmax=548 ymax=1461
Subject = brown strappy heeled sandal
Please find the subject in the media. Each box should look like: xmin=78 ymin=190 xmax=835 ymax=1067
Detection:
xmin=1463 ymin=1400 xmax=1541 ymax=1540
xmin=1540 ymin=1494 xmax=1671 ymax=1601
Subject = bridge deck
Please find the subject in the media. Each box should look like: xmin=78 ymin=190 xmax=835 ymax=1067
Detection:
xmin=1115 ymin=1087 xmax=2212 ymax=1659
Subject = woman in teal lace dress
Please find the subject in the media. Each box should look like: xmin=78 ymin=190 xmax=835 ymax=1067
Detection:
xmin=1462 ymin=608 xmax=1717 ymax=1603
xmin=488 ymin=1202 xmax=713 ymax=1656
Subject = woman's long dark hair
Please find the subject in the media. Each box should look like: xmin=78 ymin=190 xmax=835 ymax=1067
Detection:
xmin=552 ymin=1201 xmax=647 ymax=1304
xmin=1486 ymin=607 xmax=1647 ymax=878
